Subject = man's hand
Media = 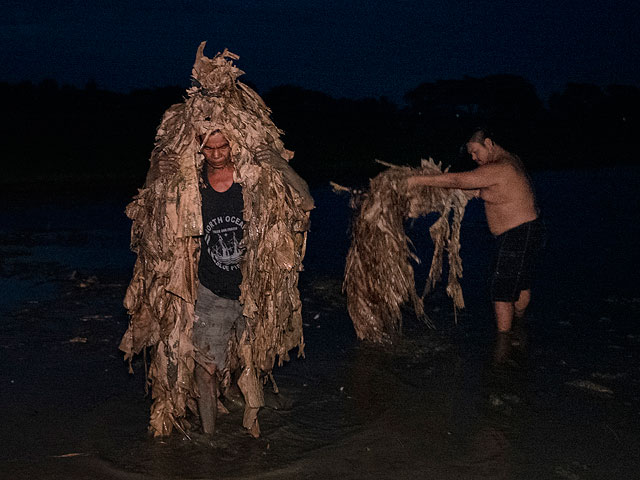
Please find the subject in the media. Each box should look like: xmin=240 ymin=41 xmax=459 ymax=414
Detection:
xmin=255 ymin=145 xmax=282 ymax=166
xmin=157 ymin=156 xmax=179 ymax=176
xmin=146 ymin=154 xmax=180 ymax=183
xmin=255 ymin=144 xmax=314 ymax=211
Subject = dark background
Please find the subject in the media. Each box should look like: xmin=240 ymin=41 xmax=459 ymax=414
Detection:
xmin=2 ymin=77 xmax=638 ymax=189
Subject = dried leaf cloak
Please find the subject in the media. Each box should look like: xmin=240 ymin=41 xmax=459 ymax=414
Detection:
xmin=119 ymin=43 xmax=310 ymax=436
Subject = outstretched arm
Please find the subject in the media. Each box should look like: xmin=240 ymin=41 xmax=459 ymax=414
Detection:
xmin=408 ymin=165 xmax=497 ymax=191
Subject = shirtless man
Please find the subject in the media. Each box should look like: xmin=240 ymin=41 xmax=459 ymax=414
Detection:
xmin=408 ymin=128 xmax=545 ymax=333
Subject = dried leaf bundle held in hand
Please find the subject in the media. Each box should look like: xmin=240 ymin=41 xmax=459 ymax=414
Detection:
xmin=119 ymin=43 xmax=310 ymax=436
xmin=341 ymin=159 xmax=468 ymax=343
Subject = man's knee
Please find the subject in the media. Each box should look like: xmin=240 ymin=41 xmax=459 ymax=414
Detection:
xmin=514 ymin=289 xmax=531 ymax=317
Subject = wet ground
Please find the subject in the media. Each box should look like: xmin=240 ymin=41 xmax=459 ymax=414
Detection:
xmin=1 ymin=167 xmax=639 ymax=479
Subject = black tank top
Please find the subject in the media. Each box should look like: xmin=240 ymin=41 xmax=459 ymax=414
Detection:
xmin=198 ymin=182 xmax=244 ymax=299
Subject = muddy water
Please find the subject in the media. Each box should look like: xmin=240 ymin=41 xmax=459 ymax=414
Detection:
xmin=1 ymin=168 xmax=640 ymax=479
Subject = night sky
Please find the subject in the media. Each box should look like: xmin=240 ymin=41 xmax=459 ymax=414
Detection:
xmin=2 ymin=0 xmax=639 ymax=103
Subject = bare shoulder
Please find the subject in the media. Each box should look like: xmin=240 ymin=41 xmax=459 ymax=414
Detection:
xmin=473 ymin=159 xmax=519 ymax=189
xmin=475 ymin=162 xmax=507 ymax=176
xmin=494 ymin=157 xmax=524 ymax=176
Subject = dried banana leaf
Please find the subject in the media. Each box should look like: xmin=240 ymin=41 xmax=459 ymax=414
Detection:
xmin=340 ymin=159 xmax=468 ymax=343
xmin=120 ymin=43 xmax=310 ymax=436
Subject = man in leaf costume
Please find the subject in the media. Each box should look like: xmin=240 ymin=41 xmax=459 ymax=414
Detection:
xmin=120 ymin=42 xmax=314 ymax=437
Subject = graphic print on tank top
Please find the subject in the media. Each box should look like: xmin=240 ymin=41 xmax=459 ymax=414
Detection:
xmin=199 ymin=181 xmax=245 ymax=298
xmin=203 ymin=214 xmax=245 ymax=272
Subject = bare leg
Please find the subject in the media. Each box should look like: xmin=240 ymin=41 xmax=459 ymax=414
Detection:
xmin=494 ymin=301 xmax=515 ymax=333
xmin=514 ymin=289 xmax=531 ymax=319
xmin=492 ymin=331 xmax=512 ymax=364
xmin=195 ymin=363 xmax=218 ymax=435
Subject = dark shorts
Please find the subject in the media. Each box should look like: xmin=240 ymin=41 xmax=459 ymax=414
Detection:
xmin=490 ymin=218 xmax=546 ymax=302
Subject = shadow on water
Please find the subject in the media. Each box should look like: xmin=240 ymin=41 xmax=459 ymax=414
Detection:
xmin=2 ymin=169 xmax=640 ymax=479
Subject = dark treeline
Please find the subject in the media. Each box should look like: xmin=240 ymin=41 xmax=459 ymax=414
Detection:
xmin=2 ymin=76 xmax=638 ymax=189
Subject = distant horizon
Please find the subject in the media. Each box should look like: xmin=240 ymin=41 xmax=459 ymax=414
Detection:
xmin=2 ymin=1 xmax=638 ymax=106
xmin=4 ymin=73 xmax=638 ymax=109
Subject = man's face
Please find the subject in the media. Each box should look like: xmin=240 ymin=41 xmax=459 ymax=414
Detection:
xmin=466 ymin=140 xmax=491 ymax=165
xmin=201 ymin=132 xmax=231 ymax=169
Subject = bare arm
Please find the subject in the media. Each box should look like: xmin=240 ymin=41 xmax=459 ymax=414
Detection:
xmin=408 ymin=165 xmax=498 ymax=190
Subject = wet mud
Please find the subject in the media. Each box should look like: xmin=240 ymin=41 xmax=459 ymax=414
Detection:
xmin=2 ymin=168 xmax=640 ymax=479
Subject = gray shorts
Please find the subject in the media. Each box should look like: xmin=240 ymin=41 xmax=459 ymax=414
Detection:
xmin=193 ymin=284 xmax=245 ymax=369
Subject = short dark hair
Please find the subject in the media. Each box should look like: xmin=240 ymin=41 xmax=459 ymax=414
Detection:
xmin=468 ymin=126 xmax=496 ymax=145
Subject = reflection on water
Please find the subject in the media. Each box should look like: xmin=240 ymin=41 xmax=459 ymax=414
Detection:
xmin=462 ymin=426 xmax=511 ymax=479
xmin=492 ymin=320 xmax=528 ymax=366
xmin=0 ymin=277 xmax=58 ymax=315
xmin=0 ymin=191 xmax=134 ymax=315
